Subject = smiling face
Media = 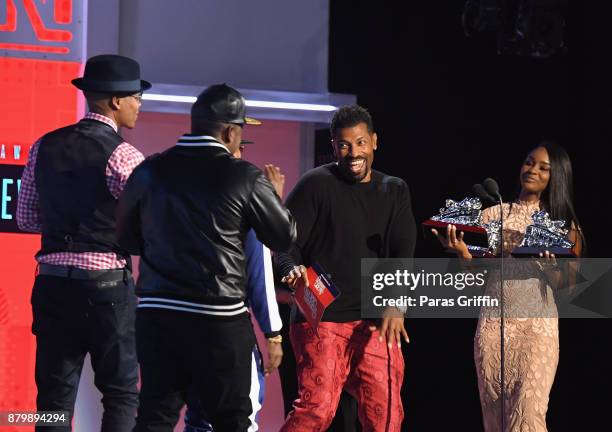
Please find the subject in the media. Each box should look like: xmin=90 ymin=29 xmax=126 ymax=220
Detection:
xmin=331 ymin=122 xmax=378 ymax=183
xmin=520 ymin=146 xmax=551 ymax=197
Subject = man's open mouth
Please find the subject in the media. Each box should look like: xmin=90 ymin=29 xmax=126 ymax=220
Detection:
xmin=348 ymin=159 xmax=365 ymax=173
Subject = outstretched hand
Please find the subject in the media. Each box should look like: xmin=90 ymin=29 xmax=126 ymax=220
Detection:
xmin=264 ymin=164 xmax=285 ymax=198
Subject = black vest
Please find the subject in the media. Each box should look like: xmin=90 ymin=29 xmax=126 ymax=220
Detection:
xmin=35 ymin=119 xmax=125 ymax=256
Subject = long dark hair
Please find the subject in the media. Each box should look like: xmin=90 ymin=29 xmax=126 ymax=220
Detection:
xmin=528 ymin=141 xmax=585 ymax=254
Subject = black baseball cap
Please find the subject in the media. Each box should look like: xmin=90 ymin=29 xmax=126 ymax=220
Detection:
xmin=191 ymin=83 xmax=261 ymax=126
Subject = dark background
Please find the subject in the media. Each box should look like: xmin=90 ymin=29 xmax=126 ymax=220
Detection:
xmin=325 ymin=1 xmax=611 ymax=430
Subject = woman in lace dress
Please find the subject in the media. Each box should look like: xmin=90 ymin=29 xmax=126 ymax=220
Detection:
xmin=433 ymin=142 xmax=583 ymax=431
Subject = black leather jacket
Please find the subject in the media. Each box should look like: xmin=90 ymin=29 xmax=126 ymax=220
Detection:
xmin=116 ymin=138 xmax=296 ymax=311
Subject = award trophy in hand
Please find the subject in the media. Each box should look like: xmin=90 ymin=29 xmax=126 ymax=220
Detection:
xmin=511 ymin=210 xmax=576 ymax=257
xmin=423 ymin=197 xmax=500 ymax=257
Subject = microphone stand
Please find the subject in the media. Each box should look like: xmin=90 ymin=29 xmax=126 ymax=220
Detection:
xmin=477 ymin=179 xmax=506 ymax=430
xmin=497 ymin=195 xmax=505 ymax=432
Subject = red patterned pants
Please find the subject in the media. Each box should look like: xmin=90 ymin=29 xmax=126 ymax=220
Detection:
xmin=281 ymin=321 xmax=404 ymax=432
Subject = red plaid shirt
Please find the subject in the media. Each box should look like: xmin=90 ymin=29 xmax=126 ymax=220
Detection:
xmin=16 ymin=112 xmax=145 ymax=270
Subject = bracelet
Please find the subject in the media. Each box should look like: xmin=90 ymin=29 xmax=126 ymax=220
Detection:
xmin=267 ymin=335 xmax=283 ymax=344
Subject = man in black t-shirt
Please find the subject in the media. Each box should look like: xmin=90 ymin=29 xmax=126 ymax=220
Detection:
xmin=277 ymin=105 xmax=416 ymax=431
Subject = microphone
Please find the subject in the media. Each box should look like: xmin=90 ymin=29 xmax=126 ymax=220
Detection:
xmin=482 ymin=177 xmax=506 ymax=432
xmin=483 ymin=177 xmax=502 ymax=201
xmin=472 ymin=183 xmax=497 ymax=206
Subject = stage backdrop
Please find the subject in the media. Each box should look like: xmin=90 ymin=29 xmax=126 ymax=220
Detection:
xmin=0 ymin=1 xmax=86 ymax=431
xmin=1 ymin=1 xmax=334 ymax=430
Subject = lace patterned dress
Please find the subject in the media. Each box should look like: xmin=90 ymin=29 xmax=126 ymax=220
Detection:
xmin=474 ymin=201 xmax=559 ymax=432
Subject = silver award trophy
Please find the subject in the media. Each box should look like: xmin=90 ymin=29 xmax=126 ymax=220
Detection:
xmin=511 ymin=210 xmax=576 ymax=257
xmin=423 ymin=197 xmax=500 ymax=257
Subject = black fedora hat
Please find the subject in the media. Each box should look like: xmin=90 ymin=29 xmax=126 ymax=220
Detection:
xmin=191 ymin=83 xmax=261 ymax=126
xmin=72 ymin=54 xmax=152 ymax=93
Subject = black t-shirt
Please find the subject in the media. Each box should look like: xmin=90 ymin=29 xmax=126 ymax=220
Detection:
xmin=276 ymin=163 xmax=416 ymax=322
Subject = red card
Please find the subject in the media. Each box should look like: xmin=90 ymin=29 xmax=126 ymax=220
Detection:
xmin=294 ymin=263 xmax=340 ymax=332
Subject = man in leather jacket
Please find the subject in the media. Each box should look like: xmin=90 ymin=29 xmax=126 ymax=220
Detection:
xmin=116 ymin=83 xmax=296 ymax=432
xmin=183 ymin=141 xmax=287 ymax=432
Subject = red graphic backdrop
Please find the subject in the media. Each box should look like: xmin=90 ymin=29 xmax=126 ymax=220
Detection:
xmin=0 ymin=56 xmax=82 ymax=432
xmin=0 ymin=0 xmax=77 ymax=55
xmin=1 ymin=1 xmax=84 ymax=428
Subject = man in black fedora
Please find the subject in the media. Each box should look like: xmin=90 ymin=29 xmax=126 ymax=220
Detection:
xmin=116 ymin=83 xmax=296 ymax=431
xmin=16 ymin=54 xmax=150 ymax=431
